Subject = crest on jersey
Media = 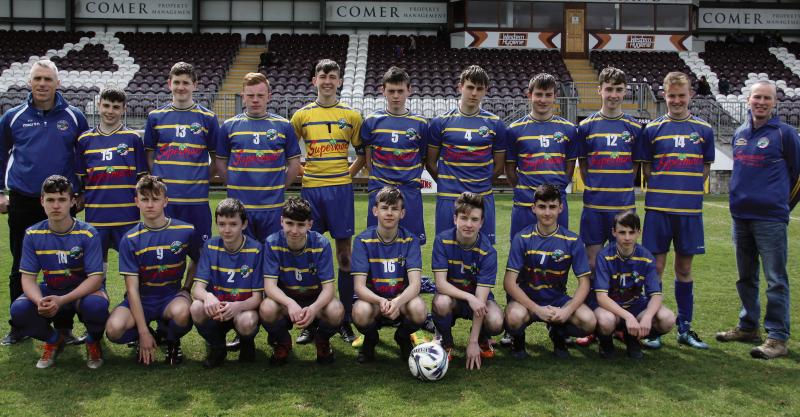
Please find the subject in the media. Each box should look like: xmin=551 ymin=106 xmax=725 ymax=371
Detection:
xmin=543 ymin=153 xmax=552 ymax=160
xmin=757 ymin=137 xmax=769 ymax=149
xmin=621 ymin=131 xmax=632 ymax=143
xmin=57 ymin=120 xmax=69 ymax=131
xmin=68 ymin=246 xmax=83 ymax=259
xmin=610 ymin=151 xmax=620 ymax=159
xmin=398 ymin=257 xmax=406 ymax=268
xmin=689 ymin=132 xmax=703 ymax=144
xmin=179 ymin=143 xmax=187 ymax=151
xmin=105 ymin=166 xmax=115 ymax=173
xmin=231 ymin=288 xmax=240 ymax=296
xmin=632 ymin=271 xmax=640 ymax=281
xmin=735 ymin=137 xmax=747 ymax=146
xmin=678 ymin=154 xmax=688 ymax=161
xmin=240 ymin=264 xmax=252 ymax=278
xmin=308 ymin=262 xmax=317 ymax=276
xmin=337 ymin=118 xmax=348 ymax=129
xmin=478 ymin=126 xmax=490 ymax=137
xmin=553 ymin=131 xmax=566 ymax=143
xmin=266 ymin=129 xmax=278 ymax=140
xmin=189 ymin=122 xmax=202 ymax=133
xmin=406 ymin=128 xmax=419 ymax=141
xmin=551 ymin=249 xmax=565 ymax=262
xmin=169 ymin=240 xmax=184 ymax=254
xmin=116 ymin=143 xmax=129 ymax=156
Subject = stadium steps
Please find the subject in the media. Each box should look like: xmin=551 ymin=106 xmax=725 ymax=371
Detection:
xmin=214 ymin=45 xmax=263 ymax=117
xmin=566 ymin=58 xmax=644 ymax=115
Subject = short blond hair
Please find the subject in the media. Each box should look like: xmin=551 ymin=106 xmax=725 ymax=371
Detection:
xmin=663 ymin=72 xmax=691 ymax=91
xmin=242 ymin=72 xmax=269 ymax=90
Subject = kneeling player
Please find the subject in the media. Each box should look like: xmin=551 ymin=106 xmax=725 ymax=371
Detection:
xmin=504 ymin=184 xmax=596 ymax=358
xmin=431 ymin=192 xmax=502 ymax=369
xmin=592 ymin=210 xmax=675 ymax=359
xmin=259 ymin=197 xmax=344 ymax=365
xmin=105 ymin=175 xmax=198 ymax=365
xmin=351 ymin=186 xmax=426 ymax=363
xmin=191 ymin=198 xmax=263 ymax=368
xmin=10 ymin=176 xmax=109 ymax=368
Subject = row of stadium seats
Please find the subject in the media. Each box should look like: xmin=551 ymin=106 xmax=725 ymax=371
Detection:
xmin=591 ymin=50 xmax=696 ymax=98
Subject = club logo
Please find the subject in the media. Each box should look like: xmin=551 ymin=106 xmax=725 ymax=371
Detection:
xmin=337 ymin=118 xmax=348 ymax=129
xmin=551 ymin=249 xmax=565 ymax=262
xmin=179 ymin=143 xmax=187 ymax=151
xmin=56 ymin=120 xmax=69 ymax=131
xmin=240 ymin=264 xmax=251 ymax=278
xmin=543 ymin=153 xmax=552 ymax=160
xmin=202 ymin=234 xmax=209 ymax=241
xmin=105 ymin=166 xmax=115 ymax=173
xmin=266 ymin=129 xmax=277 ymax=140
xmin=610 ymin=151 xmax=620 ymax=159
xmin=621 ymin=131 xmax=633 ymax=143
xmin=478 ymin=126 xmax=490 ymax=137
xmin=308 ymin=262 xmax=317 ymax=276
xmin=632 ymin=271 xmax=641 ymax=281
xmin=189 ymin=122 xmax=202 ymax=133
xmin=68 ymin=246 xmax=83 ymax=259
xmin=116 ymin=143 xmax=129 ymax=156
xmin=169 ymin=240 xmax=184 ymax=254
xmin=689 ymin=132 xmax=703 ymax=144
xmin=735 ymin=137 xmax=747 ymax=146
xmin=757 ymin=137 xmax=769 ymax=149
xmin=256 ymin=150 xmax=264 ymax=157
xmin=678 ymin=154 xmax=688 ymax=161
xmin=406 ymin=128 xmax=419 ymax=141
xmin=554 ymin=131 xmax=566 ymax=143
xmin=231 ymin=288 xmax=240 ymax=296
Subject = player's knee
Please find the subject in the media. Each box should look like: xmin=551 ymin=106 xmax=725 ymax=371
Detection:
xmin=574 ymin=307 xmax=597 ymax=332
xmin=235 ymin=311 xmax=259 ymax=336
xmin=406 ymin=297 xmax=427 ymax=324
xmin=325 ymin=299 xmax=345 ymax=325
xmin=10 ymin=298 xmax=35 ymax=323
xmin=259 ymin=299 xmax=280 ymax=323
xmin=169 ymin=304 xmax=191 ymax=326
xmin=594 ymin=309 xmax=616 ymax=335
xmin=104 ymin=314 xmax=127 ymax=340
xmin=431 ymin=294 xmax=452 ymax=315
xmin=504 ymin=304 xmax=527 ymax=330
xmin=351 ymin=301 xmax=373 ymax=326
xmin=484 ymin=311 xmax=504 ymax=335
xmin=655 ymin=307 xmax=676 ymax=333
xmin=79 ymin=295 xmax=110 ymax=321
xmin=190 ymin=300 xmax=207 ymax=323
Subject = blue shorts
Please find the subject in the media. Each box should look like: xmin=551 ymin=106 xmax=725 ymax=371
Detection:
xmin=435 ymin=194 xmax=495 ymax=244
xmin=119 ymin=291 xmax=186 ymax=323
xmin=368 ymin=185 xmax=426 ymax=245
xmin=245 ymin=209 xmax=281 ymax=243
xmin=587 ymin=294 xmax=649 ymax=317
xmin=301 ymin=184 xmax=355 ymax=239
xmin=449 ymin=292 xmax=496 ymax=322
xmin=166 ymin=204 xmax=212 ymax=248
xmin=510 ymin=195 xmax=569 ymax=241
xmin=643 ymin=211 xmax=705 ymax=255
xmin=580 ymin=209 xmax=623 ymax=246
xmin=96 ymin=225 xmax=131 ymax=255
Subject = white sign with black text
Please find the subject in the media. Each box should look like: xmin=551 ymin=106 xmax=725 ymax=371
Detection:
xmin=75 ymin=0 xmax=192 ymax=20
xmin=326 ymin=2 xmax=447 ymax=24
xmin=699 ymin=8 xmax=800 ymax=30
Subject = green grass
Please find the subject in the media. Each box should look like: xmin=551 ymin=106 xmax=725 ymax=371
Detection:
xmin=1 ymin=192 xmax=799 ymax=417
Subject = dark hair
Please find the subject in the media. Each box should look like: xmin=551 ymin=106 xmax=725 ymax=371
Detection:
xmin=454 ymin=191 xmax=484 ymax=219
xmin=216 ymin=198 xmax=247 ymax=223
xmin=315 ymin=59 xmax=341 ymax=77
xmin=598 ymin=67 xmax=626 ymax=86
xmin=41 ymin=175 xmax=72 ymax=195
xmin=382 ymin=66 xmax=411 ymax=87
xmin=375 ymin=186 xmax=404 ymax=209
xmin=614 ymin=210 xmax=641 ymax=231
xmin=136 ymin=175 xmax=167 ymax=197
xmin=459 ymin=65 xmax=489 ymax=87
xmin=533 ymin=184 xmax=561 ymax=203
xmin=99 ymin=87 xmax=126 ymax=104
xmin=169 ymin=61 xmax=197 ymax=82
xmin=282 ymin=196 xmax=312 ymax=222
xmin=528 ymin=73 xmax=558 ymax=93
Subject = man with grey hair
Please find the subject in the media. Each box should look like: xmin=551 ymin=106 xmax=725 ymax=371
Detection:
xmin=717 ymin=81 xmax=800 ymax=359
xmin=0 ymin=59 xmax=89 ymax=345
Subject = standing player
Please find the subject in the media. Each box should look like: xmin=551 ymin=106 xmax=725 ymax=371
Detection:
xmin=593 ymin=211 xmax=675 ymax=359
xmin=215 ymin=73 xmax=301 ymax=242
xmin=191 ymin=198 xmax=263 ymax=368
xmin=425 ymin=65 xmax=506 ymax=244
xmin=431 ymin=192 xmax=502 ymax=369
xmin=640 ymin=72 xmax=715 ymax=350
xmin=291 ymin=59 xmax=363 ymax=343
xmin=503 ymin=185 xmax=595 ymax=359
xmin=361 ymin=66 xmax=428 ymax=244
xmin=259 ymin=197 xmax=344 ymax=365
xmin=351 ymin=186 xmax=426 ymax=363
xmin=9 ymin=175 xmax=108 ymax=368
xmin=105 ymin=175 xmax=198 ymax=365
xmin=144 ymin=62 xmax=218 ymax=252
xmin=506 ymin=73 xmax=578 ymax=235
xmin=76 ymin=87 xmax=148 ymax=276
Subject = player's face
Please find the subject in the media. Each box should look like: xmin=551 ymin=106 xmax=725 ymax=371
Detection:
xmin=243 ymin=82 xmax=270 ymax=117
xmin=528 ymin=86 xmax=556 ymax=119
xmin=612 ymin=224 xmax=640 ymax=253
xmin=216 ymin=215 xmax=246 ymax=245
xmin=748 ymin=84 xmax=776 ymax=121
xmin=281 ymin=216 xmax=312 ymax=247
xmin=372 ymin=201 xmax=405 ymax=231
xmin=665 ymin=83 xmax=692 ymax=119
xmin=458 ymin=80 xmax=487 ymax=108
xmin=136 ymin=191 xmax=168 ymax=222
xmin=98 ymin=99 xmax=125 ymax=127
xmin=454 ymin=207 xmax=484 ymax=242
xmin=598 ymin=82 xmax=625 ymax=112
xmin=168 ymin=74 xmax=197 ymax=103
xmin=29 ymin=65 xmax=59 ymax=106
xmin=41 ymin=191 xmax=73 ymax=223
xmin=532 ymin=199 xmax=562 ymax=228
xmin=382 ymin=82 xmax=411 ymax=111
xmin=312 ymin=70 xmax=342 ymax=100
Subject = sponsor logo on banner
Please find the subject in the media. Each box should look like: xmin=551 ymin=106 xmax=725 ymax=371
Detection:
xmin=498 ymin=33 xmax=528 ymax=47
xmin=626 ymin=35 xmax=655 ymax=50
xmin=75 ymin=0 xmax=192 ymax=20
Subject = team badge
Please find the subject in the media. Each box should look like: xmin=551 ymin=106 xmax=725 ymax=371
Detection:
xmin=689 ymin=132 xmax=703 ymax=144
xmin=398 ymin=257 xmax=406 ymax=268
xmin=308 ymin=262 xmax=317 ymax=276
xmin=202 ymin=234 xmax=209 ymax=241
xmin=68 ymin=246 xmax=83 ymax=259
xmin=265 ymin=129 xmax=277 ymax=140
xmin=757 ymin=137 xmax=770 ymax=149
xmin=56 ymin=120 xmax=69 ymax=131
xmin=610 ymin=151 xmax=620 ymax=159
xmin=159 ymin=265 xmax=168 ymax=272
xmin=329 ymin=138 xmax=337 ymax=145
xmin=189 ymin=122 xmax=202 ymax=133
xmin=116 ymin=143 xmax=129 ymax=156
xmin=543 ymin=153 xmax=552 ymax=160
xmin=256 ymin=150 xmax=264 ymax=157
xmin=337 ymin=118 xmax=348 ymax=129
xmin=551 ymin=249 xmax=565 ymax=262
xmin=240 ymin=264 xmax=251 ymax=278
xmin=734 ymin=137 xmax=747 ymax=146
xmin=179 ymin=143 xmax=187 ymax=151
xmin=231 ymin=288 xmax=240 ymax=296
xmin=478 ymin=126 xmax=490 ymax=137
xmin=553 ymin=131 xmax=565 ymax=143
xmin=169 ymin=240 xmax=184 ymax=255
xmin=406 ymin=128 xmax=419 ymax=141
xmin=105 ymin=166 xmax=115 ymax=173
xmin=632 ymin=271 xmax=640 ymax=281
xmin=621 ymin=131 xmax=632 ymax=143
xmin=678 ymin=154 xmax=688 ymax=161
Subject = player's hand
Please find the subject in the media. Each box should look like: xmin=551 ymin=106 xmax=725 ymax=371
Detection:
xmin=297 ymin=305 xmax=317 ymax=328
xmin=467 ymin=295 xmax=487 ymax=319
xmin=287 ymin=302 xmax=304 ymax=324
xmin=138 ymin=331 xmax=157 ymax=365
xmin=533 ymin=305 xmax=553 ymax=322
xmin=0 ymin=194 xmax=8 ymax=214
xmin=379 ymin=298 xmax=391 ymax=315
xmin=385 ymin=299 xmax=401 ymax=320
xmin=38 ymin=296 xmax=61 ymax=318
xmin=465 ymin=341 xmax=482 ymax=370
xmin=203 ymin=296 xmax=221 ymax=318
xmin=625 ymin=316 xmax=641 ymax=338
xmin=218 ymin=301 xmax=242 ymax=321
xmin=548 ymin=306 xmax=570 ymax=324
xmin=638 ymin=316 xmax=653 ymax=339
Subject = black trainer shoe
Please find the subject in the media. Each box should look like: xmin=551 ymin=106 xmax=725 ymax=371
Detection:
xmin=339 ymin=323 xmax=356 ymax=344
xmin=202 ymin=346 xmax=227 ymax=368
xmin=548 ymin=326 xmax=570 ymax=359
xmin=598 ymin=335 xmax=615 ymax=359
xmin=296 ymin=328 xmax=315 ymax=345
xmin=227 ymin=335 xmax=241 ymax=352
xmin=1 ymin=327 xmax=28 ymax=346
xmin=356 ymin=345 xmax=376 ymax=363
xmin=510 ymin=333 xmax=528 ymax=359
xmin=423 ymin=314 xmax=436 ymax=333
xmin=623 ymin=333 xmax=644 ymax=360
xmin=239 ymin=337 xmax=255 ymax=363
xmin=499 ymin=331 xmax=514 ymax=348
xmin=61 ymin=330 xmax=87 ymax=346
xmin=165 ymin=341 xmax=183 ymax=365
xmin=394 ymin=330 xmax=413 ymax=361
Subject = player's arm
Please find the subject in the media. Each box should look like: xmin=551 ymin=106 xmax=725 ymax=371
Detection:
xmin=565 ymin=159 xmax=576 ymax=183
xmin=503 ymin=269 xmax=547 ymax=319
xmin=264 ymin=277 xmax=299 ymax=311
xmin=703 ymin=162 xmax=711 ymax=182
xmin=364 ymin=146 xmax=373 ymax=174
xmin=578 ymin=158 xmax=588 ymax=183
xmin=638 ymin=293 xmax=663 ymax=337
xmin=285 ymin=156 xmax=301 ymax=187
xmin=214 ymin=156 xmax=228 ymax=185
xmin=465 ymin=285 xmax=491 ymax=370
xmin=425 ymin=145 xmax=440 ymax=180
xmin=353 ymin=273 xmax=385 ymax=306
xmin=219 ymin=290 xmax=263 ymax=321
xmin=58 ymin=273 xmax=103 ymax=306
xmin=300 ymin=280 xmax=335 ymax=326
xmin=392 ymin=268 xmax=421 ymax=307
xmin=349 ymin=153 xmax=365 ymax=177
xmin=191 ymin=280 xmax=221 ymax=318
xmin=596 ymin=291 xmax=638 ymax=327
xmin=182 ymin=257 xmax=197 ymax=293
xmin=492 ymin=151 xmax=505 ymax=179
xmin=123 ymin=273 xmax=158 ymax=363
xmin=505 ymin=161 xmax=518 ymax=187
xmin=559 ymin=274 xmax=591 ymax=320
xmin=20 ymin=272 xmax=44 ymax=305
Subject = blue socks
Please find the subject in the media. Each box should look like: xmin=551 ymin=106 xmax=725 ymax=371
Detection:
xmin=432 ymin=312 xmax=454 ymax=348
xmin=338 ymin=269 xmax=354 ymax=322
xmin=675 ymin=279 xmax=694 ymax=334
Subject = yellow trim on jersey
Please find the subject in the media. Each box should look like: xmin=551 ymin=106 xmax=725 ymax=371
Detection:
xmin=84 ymin=203 xmax=135 ymax=208
xmin=162 ymin=179 xmax=209 ymax=184
xmin=207 ymin=244 xmax=260 ymax=254
xmin=210 ymin=265 xmax=251 ymax=273
xmin=510 ymin=118 xmax=574 ymax=128
xmin=444 ymin=143 xmax=492 ymax=151
xmin=791 ymin=178 xmax=800 ymax=201
xmin=227 ymin=184 xmax=284 ymax=191
xmin=372 ymin=161 xmax=421 ymax=171
xmin=269 ymin=246 xmax=324 ymax=253
xmin=584 ymin=186 xmax=634 ymax=192
xmin=586 ymin=169 xmax=634 ymax=174
xmin=517 ymin=170 xmax=566 ymax=175
xmin=154 ymin=160 xmax=208 ymax=167
xmin=588 ymin=151 xmax=632 ymax=156
xmin=650 ymin=171 xmax=703 ymax=177
xmin=169 ymin=197 xmax=209 ymax=203
xmin=646 ymin=188 xmax=704 ymax=195
xmin=584 ymin=204 xmax=636 ymax=210
xmin=440 ymin=239 xmax=489 ymax=255
xmin=360 ymin=237 xmax=415 ymax=244
xmin=439 ymin=113 xmax=499 ymax=120
xmin=228 ymin=166 xmax=285 ymax=172
xmin=87 ymin=165 xmax=135 ymax=173
xmin=653 ymin=153 xmax=702 ymax=159
xmin=581 ymin=116 xmax=642 ymax=128
xmin=143 ymin=279 xmax=181 ymax=287
xmin=604 ymin=254 xmax=652 ymax=263
xmin=27 ymin=229 xmax=94 ymax=237
xmin=647 ymin=118 xmax=711 ymax=128
xmin=85 ymin=184 xmax=136 ymax=190
xmin=244 ymin=203 xmax=285 ymax=209
xmin=371 ymin=145 xmax=417 ymax=154
xmin=644 ymin=206 xmax=703 ymax=214
xmin=519 ymin=152 xmax=566 ymax=158
xmin=151 ymin=107 xmax=215 ymax=117
xmin=126 ymin=224 xmax=194 ymax=238
xmin=230 ymin=131 xmax=287 ymax=138
xmin=142 ymin=261 xmax=185 ymax=271
xmin=437 ymin=174 xmax=488 ymax=182
xmin=437 ymin=190 xmax=493 ymax=198
xmin=154 ymin=125 xmax=210 ymax=134
xmin=442 ymin=160 xmax=492 ymax=167
xmin=652 ymin=134 xmax=705 ymax=143
xmin=519 ymin=231 xmax=577 ymax=241
xmin=368 ymin=258 xmax=404 ymax=263
xmin=134 ymin=244 xmax=187 ymax=256
xmin=84 ymin=147 xmax=135 ymax=154
xmin=231 ymin=148 xmax=284 ymax=154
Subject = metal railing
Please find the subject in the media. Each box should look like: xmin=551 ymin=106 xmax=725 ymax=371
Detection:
xmin=564 ymin=82 xmax=656 ymax=118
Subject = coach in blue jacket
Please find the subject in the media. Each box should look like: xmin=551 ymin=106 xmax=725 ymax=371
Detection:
xmin=0 ymin=60 xmax=89 ymax=345
xmin=716 ymin=80 xmax=800 ymax=359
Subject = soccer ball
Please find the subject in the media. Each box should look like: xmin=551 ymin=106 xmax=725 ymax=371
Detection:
xmin=408 ymin=342 xmax=448 ymax=381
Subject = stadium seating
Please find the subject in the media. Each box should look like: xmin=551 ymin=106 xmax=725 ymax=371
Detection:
xmin=700 ymin=40 xmax=800 ymax=94
xmin=0 ymin=30 xmax=89 ymax=73
xmin=590 ymin=50 xmax=696 ymax=98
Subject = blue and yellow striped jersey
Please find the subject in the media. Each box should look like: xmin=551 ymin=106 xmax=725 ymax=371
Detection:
xmin=641 ymin=114 xmax=715 ymax=215
xmin=507 ymin=114 xmax=578 ymax=206
xmin=593 ymin=243 xmax=661 ymax=308
xmin=118 ymin=218 xmax=199 ymax=298
xmin=360 ymin=110 xmax=428 ymax=191
xmin=143 ymin=103 xmax=219 ymax=204
xmin=428 ymin=108 xmax=506 ymax=197
xmin=194 ymin=236 xmax=264 ymax=302
xmin=506 ymin=224 xmax=590 ymax=305
xmin=431 ymin=227 xmax=497 ymax=294
xmin=577 ymin=112 xmax=643 ymax=211
xmin=216 ymin=112 xmax=301 ymax=210
xmin=20 ymin=219 xmax=103 ymax=290
xmin=290 ymin=101 xmax=362 ymax=188
xmin=76 ymin=126 xmax=148 ymax=228
xmin=262 ymin=230 xmax=334 ymax=301
xmin=351 ymin=226 xmax=422 ymax=299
